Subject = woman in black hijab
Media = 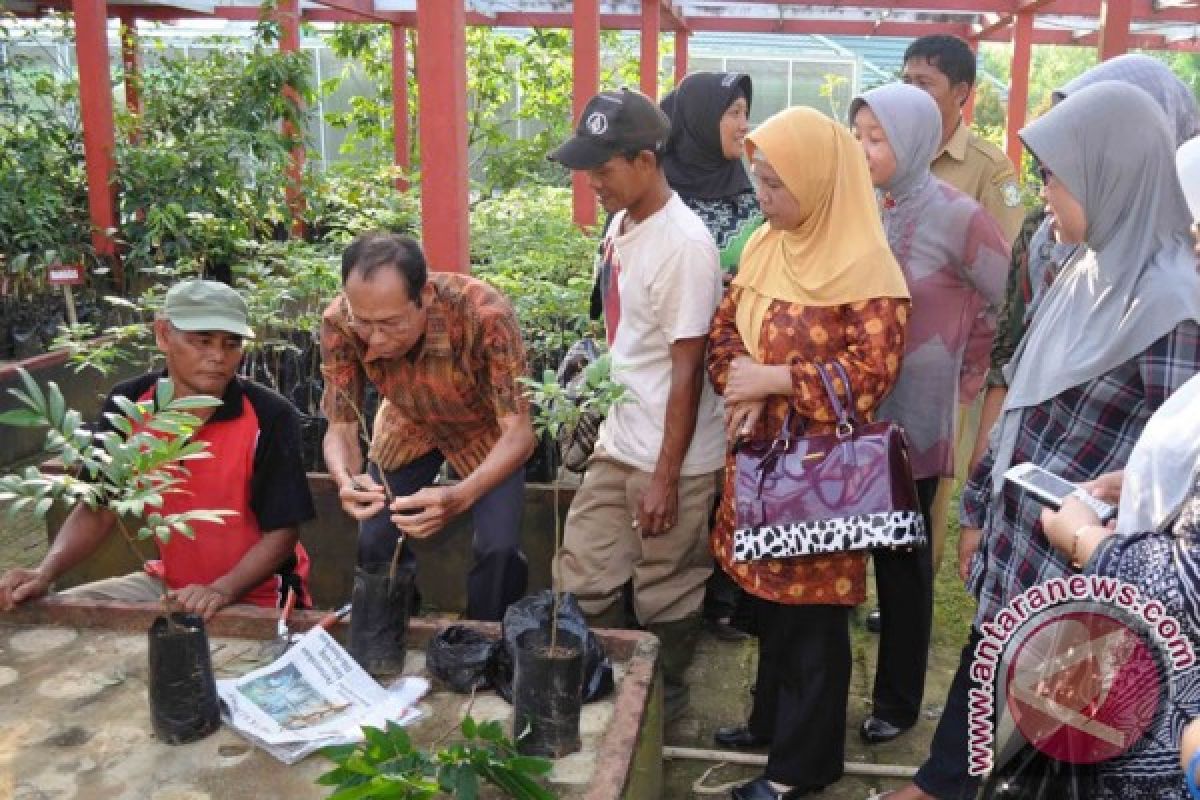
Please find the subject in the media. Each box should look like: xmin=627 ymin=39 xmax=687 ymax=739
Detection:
xmin=661 ymin=71 xmax=763 ymax=276
xmin=660 ymin=72 xmax=764 ymax=644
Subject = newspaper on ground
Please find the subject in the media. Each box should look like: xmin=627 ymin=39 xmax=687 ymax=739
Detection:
xmin=217 ymin=626 xmax=429 ymax=764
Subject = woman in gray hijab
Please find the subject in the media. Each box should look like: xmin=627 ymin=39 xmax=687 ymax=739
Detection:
xmin=881 ymin=80 xmax=1200 ymax=800
xmin=973 ymin=54 xmax=1200 ymax=472
xmin=848 ymin=82 xmax=1010 ymax=749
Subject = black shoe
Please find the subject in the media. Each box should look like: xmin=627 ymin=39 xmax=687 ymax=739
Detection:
xmin=865 ymin=607 xmax=882 ymax=633
xmin=714 ymin=724 xmax=771 ymax=749
xmin=730 ymin=776 xmax=811 ymax=799
xmin=859 ymin=715 xmax=911 ymax=744
xmin=705 ymin=616 xmax=752 ymax=642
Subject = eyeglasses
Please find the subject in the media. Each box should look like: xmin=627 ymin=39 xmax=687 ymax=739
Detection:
xmin=346 ymin=311 xmax=414 ymax=338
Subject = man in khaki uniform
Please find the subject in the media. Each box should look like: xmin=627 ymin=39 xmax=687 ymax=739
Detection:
xmin=903 ymin=35 xmax=1025 ymax=243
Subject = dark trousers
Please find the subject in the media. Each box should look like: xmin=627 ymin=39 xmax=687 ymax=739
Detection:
xmin=870 ymin=476 xmax=940 ymax=727
xmin=359 ymin=450 xmax=528 ymax=621
xmin=747 ymin=599 xmax=851 ymax=791
xmin=914 ymin=628 xmax=985 ymax=800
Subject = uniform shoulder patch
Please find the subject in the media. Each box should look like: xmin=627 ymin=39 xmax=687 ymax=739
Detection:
xmin=1000 ymin=181 xmax=1022 ymax=207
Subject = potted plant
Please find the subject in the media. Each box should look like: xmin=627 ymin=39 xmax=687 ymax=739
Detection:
xmin=515 ymin=353 xmax=625 ymax=758
xmin=0 ymin=368 xmax=233 ymax=744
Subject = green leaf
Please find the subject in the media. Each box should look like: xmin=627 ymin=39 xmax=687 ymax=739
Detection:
xmin=461 ymin=714 xmax=477 ymax=739
xmin=0 ymin=409 xmax=46 ymax=427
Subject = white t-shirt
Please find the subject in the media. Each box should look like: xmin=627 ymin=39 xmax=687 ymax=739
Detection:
xmin=596 ymin=192 xmax=725 ymax=476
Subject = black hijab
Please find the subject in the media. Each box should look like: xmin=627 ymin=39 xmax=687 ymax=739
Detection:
xmin=660 ymin=72 xmax=754 ymax=200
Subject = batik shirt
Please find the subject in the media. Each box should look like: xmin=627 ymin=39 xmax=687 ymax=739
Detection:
xmin=320 ymin=273 xmax=529 ymax=477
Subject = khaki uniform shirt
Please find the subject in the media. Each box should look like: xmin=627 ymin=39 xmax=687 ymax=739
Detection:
xmin=932 ymin=121 xmax=1024 ymax=244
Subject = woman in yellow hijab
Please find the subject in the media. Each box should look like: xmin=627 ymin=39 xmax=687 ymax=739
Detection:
xmin=707 ymin=106 xmax=910 ymax=800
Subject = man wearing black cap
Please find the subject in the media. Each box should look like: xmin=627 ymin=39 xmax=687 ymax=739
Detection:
xmin=550 ymin=88 xmax=726 ymax=721
xmin=0 ymin=280 xmax=315 ymax=619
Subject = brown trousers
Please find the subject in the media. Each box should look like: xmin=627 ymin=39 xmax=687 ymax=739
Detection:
xmin=556 ymin=450 xmax=719 ymax=626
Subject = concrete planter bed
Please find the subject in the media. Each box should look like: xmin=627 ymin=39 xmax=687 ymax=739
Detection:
xmin=0 ymin=597 xmax=662 ymax=800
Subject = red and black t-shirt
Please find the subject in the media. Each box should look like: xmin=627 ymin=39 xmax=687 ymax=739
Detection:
xmin=99 ymin=373 xmax=316 ymax=608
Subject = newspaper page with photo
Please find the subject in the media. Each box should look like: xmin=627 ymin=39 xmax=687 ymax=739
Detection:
xmin=217 ymin=626 xmax=429 ymax=764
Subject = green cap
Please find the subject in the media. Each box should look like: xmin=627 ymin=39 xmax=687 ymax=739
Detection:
xmin=164 ymin=279 xmax=255 ymax=339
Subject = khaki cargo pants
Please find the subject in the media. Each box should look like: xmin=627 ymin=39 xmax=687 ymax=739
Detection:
xmin=556 ymin=449 xmax=719 ymax=626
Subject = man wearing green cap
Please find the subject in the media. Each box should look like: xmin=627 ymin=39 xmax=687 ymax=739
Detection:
xmin=0 ymin=280 xmax=315 ymax=619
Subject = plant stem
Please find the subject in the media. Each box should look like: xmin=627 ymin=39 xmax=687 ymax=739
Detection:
xmin=112 ymin=515 xmax=179 ymax=627
xmin=550 ymin=481 xmax=560 ymax=652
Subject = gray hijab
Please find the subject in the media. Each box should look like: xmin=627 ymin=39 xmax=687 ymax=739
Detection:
xmin=1055 ymin=54 xmax=1200 ymax=147
xmin=1025 ymin=54 xmax=1200 ymax=311
xmin=849 ymin=83 xmax=942 ymax=200
xmin=990 ymin=81 xmax=1200 ymax=500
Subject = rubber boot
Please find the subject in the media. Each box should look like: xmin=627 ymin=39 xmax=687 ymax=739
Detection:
xmin=646 ymin=614 xmax=702 ymax=722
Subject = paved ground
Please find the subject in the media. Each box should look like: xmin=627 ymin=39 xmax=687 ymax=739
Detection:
xmin=0 ymin=491 xmax=973 ymax=800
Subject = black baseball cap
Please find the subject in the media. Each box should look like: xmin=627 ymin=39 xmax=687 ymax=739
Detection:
xmin=549 ymin=88 xmax=671 ymax=170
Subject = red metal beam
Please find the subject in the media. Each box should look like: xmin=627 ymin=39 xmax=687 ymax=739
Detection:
xmin=675 ymin=27 xmax=689 ymax=86
xmin=391 ymin=24 xmax=409 ymax=192
xmin=1006 ymin=11 xmax=1033 ymax=169
xmin=641 ymin=0 xmax=660 ymax=99
xmin=660 ymin=0 xmax=687 ymax=32
xmin=573 ymin=0 xmax=599 ymax=229
xmin=417 ymin=0 xmax=469 ymax=272
xmin=71 ymin=0 xmax=119 ymax=279
xmin=277 ymin=0 xmax=305 ymax=236
xmin=1098 ymin=0 xmax=1134 ymax=58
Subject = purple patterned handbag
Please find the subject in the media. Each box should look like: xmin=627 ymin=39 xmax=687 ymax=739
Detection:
xmin=732 ymin=361 xmax=926 ymax=562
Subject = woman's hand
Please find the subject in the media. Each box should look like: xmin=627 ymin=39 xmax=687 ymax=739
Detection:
xmin=725 ymin=400 xmax=766 ymax=444
xmin=1080 ymin=470 xmax=1123 ymax=505
xmin=725 ymin=357 xmax=790 ymax=404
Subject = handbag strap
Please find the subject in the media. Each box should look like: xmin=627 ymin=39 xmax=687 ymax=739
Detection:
xmin=814 ymin=361 xmax=860 ymax=437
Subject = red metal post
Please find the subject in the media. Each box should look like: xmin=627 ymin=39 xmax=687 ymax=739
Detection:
xmin=391 ymin=24 xmax=410 ymax=191
xmin=962 ymin=37 xmax=977 ymax=125
xmin=118 ymin=14 xmax=139 ymax=120
xmin=1098 ymin=0 xmax=1133 ymax=60
xmin=71 ymin=0 xmax=119 ymax=275
xmin=278 ymin=0 xmax=305 ymax=234
xmin=572 ymin=0 xmax=600 ymax=228
xmin=674 ymin=27 xmax=689 ymax=86
xmin=417 ymin=0 xmax=469 ymax=272
xmin=1005 ymin=10 xmax=1034 ymax=170
xmin=640 ymin=0 xmax=660 ymax=99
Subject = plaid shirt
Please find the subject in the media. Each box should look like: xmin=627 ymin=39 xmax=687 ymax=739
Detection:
xmin=962 ymin=320 xmax=1200 ymax=625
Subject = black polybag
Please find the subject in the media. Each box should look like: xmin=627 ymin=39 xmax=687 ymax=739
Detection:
xmin=426 ymin=625 xmax=499 ymax=693
xmin=490 ymin=590 xmax=615 ymax=704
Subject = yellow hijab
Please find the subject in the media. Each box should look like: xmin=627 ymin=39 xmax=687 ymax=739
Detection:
xmin=732 ymin=106 xmax=909 ymax=356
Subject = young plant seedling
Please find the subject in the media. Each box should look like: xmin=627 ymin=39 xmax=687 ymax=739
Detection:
xmin=520 ymin=352 xmax=626 ymax=651
xmin=0 ymin=368 xmax=233 ymax=618
xmin=317 ymin=714 xmax=554 ymax=800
